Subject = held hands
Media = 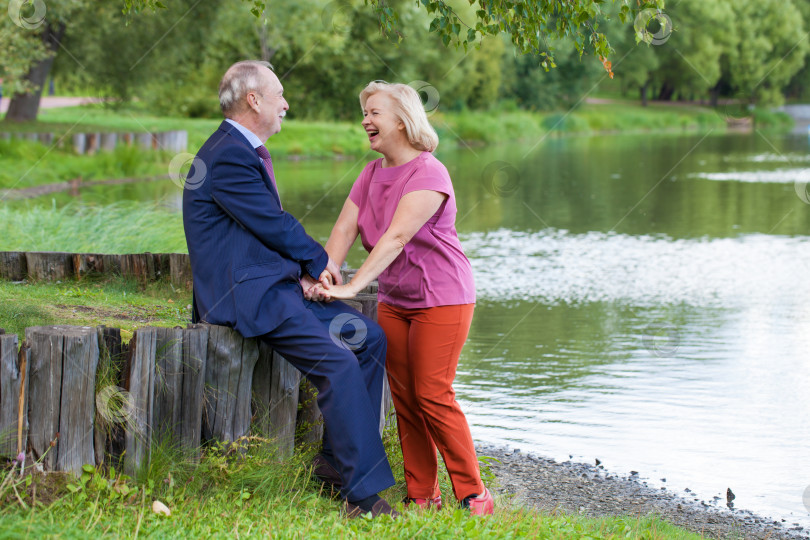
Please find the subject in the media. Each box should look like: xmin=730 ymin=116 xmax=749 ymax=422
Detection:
xmin=320 ymin=281 xmax=360 ymax=300
xmin=301 ymin=257 xmax=346 ymax=302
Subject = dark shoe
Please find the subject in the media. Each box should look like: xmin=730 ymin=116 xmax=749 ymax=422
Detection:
xmin=344 ymin=497 xmax=400 ymax=519
xmin=312 ymin=454 xmax=343 ymax=490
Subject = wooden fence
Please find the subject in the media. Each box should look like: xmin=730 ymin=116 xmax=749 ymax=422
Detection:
xmin=0 ymin=131 xmax=188 ymax=155
xmin=0 ymin=252 xmax=388 ymax=474
xmin=0 ymin=301 xmax=388 ymax=475
xmin=0 ymin=251 xmax=193 ymax=289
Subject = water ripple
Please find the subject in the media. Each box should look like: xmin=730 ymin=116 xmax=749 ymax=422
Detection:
xmin=463 ymin=229 xmax=810 ymax=309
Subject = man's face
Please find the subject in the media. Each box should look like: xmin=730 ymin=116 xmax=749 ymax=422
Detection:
xmin=255 ymin=70 xmax=289 ymax=137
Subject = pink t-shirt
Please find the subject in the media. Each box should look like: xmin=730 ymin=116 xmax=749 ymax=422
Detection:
xmin=349 ymin=152 xmax=475 ymax=309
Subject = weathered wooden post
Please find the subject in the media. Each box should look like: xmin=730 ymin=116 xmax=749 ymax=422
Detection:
xmin=123 ymin=327 xmax=156 ymax=475
xmin=93 ymin=326 xmax=127 ymax=466
xmin=100 ymin=133 xmax=117 ymax=152
xmin=152 ymin=326 xmax=207 ymax=453
xmin=119 ymin=253 xmax=156 ymax=283
xmin=0 ymin=251 xmax=27 ymax=281
xmin=169 ymin=253 xmax=193 ymax=290
xmin=198 ymin=324 xmax=259 ymax=445
xmin=72 ymin=133 xmax=87 ymax=155
xmin=0 ymin=333 xmax=29 ymax=457
xmin=252 ymin=342 xmax=300 ymax=457
xmin=121 ymin=325 xmax=209 ymax=475
xmin=73 ymin=253 xmax=108 ymax=278
xmin=295 ymin=378 xmax=323 ymax=448
xmin=25 ymin=326 xmax=99 ymax=474
xmin=25 ymin=252 xmax=74 ymax=281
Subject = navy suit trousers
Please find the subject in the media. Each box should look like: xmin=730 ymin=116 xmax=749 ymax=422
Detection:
xmin=259 ymin=298 xmax=395 ymax=500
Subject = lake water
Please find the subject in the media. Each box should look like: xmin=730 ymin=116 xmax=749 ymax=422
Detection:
xmin=34 ymin=130 xmax=810 ymax=529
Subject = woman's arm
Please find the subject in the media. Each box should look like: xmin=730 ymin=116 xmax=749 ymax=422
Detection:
xmin=323 ymin=189 xmax=447 ymax=299
xmin=324 ymin=197 xmax=361 ymax=267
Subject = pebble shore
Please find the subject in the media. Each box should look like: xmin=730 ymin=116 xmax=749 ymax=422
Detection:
xmin=479 ymin=444 xmax=808 ymax=539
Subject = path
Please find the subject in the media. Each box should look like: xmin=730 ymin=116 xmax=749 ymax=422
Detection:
xmin=0 ymin=96 xmax=104 ymax=114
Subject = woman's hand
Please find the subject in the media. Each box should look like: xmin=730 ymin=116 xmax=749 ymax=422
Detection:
xmin=321 ymin=281 xmax=360 ymax=300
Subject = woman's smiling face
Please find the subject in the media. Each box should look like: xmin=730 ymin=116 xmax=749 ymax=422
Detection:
xmin=361 ymin=92 xmax=407 ymax=154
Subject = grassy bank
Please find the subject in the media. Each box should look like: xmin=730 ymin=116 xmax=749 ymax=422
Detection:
xmin=0 ymin=426 xmax=704 ymax=539
xmin=0 ymin=202 xmax=186 ymax=254
xmin=0 ymin=278 xmax=704 ymax=539
xmin=0 ymin=276 xmax=190 ymax=339
xmin=0 ymin=101 xmax=791 ymax=192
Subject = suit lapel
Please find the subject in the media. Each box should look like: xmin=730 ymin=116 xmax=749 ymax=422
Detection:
xmin=217 ymin=121 xmax=282 ymax=207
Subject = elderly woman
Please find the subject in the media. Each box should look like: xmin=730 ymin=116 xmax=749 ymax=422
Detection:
xmin=318 ymin=81 xmax=493 ymax=515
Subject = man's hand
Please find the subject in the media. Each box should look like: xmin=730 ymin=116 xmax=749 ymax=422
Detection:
xmin=324 ymin=257 xmax=343 ymax=286
xmin=299 ymin=274 xmax=320 ymax=300
xmin=300 ymin=274 xmax=331 ymax=301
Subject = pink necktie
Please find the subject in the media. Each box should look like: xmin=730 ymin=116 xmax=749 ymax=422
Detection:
xmin=255 ymin=144 xmax=282 ymax=209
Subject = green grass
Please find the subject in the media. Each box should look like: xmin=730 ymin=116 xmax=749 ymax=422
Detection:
xmin=0 ymin=275 xmax=190 ymax=340
xmin=0 ymin=202 xmax=186 ymax=253
xmin=0 ymin=413 xmax=705 ymax=539
xmin=0 ymin=138 xmax=171 ymax=190
xmin=434 ymin=103 xmax=729 ymax=144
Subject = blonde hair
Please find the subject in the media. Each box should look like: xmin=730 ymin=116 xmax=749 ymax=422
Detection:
xmin=219 ymin=60 xmax=274 ymax=117
xmin=359 ymin=81 xmax=439 ymax=152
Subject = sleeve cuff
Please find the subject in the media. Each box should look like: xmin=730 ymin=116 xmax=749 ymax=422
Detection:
xmin=304 ymin=250 xmax=329 ymax=279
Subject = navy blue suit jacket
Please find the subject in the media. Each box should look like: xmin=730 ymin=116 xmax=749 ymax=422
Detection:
xmin=182 ymin=121 xmax=328 ymax=338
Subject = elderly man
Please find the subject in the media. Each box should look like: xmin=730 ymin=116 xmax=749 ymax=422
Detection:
xmin=182 ymin=60 xmax=396 ymax=517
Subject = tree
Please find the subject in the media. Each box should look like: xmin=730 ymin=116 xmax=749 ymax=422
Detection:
xmin=124 ymin=0 xmax=667 ymax=72
xmin=1 ymin=0 xmax=87 ymax=122
xmin=723 ymin=0 xmax=808 ymax=108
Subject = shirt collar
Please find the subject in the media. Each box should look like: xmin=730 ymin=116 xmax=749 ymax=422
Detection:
xmin=225 ymin=118 xmax=264 ymax=149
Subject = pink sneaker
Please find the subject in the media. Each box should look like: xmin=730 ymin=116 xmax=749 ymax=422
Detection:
xmin=462 ymin=487 xmax=494 ymax=515
xmin=404 ymin=495 xmax=443 ymax=510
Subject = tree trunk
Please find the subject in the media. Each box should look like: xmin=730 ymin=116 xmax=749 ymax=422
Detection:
xmin=5 ymin=22 xmax=66 ymax=123
xmin=640 ymin=81 xmax=649 ymax=107
xmin=657 ymin=81 xmax=675 ymax=101
xmin=709 ymin=83 xmax=721 ymax=108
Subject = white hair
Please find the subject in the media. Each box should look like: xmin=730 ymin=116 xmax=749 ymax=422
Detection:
xmin=218 ymin=60 xmax=274 ymax=117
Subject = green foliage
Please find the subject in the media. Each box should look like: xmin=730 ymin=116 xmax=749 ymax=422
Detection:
xmin=0 ymin=427 xmax=707 ymax=539
xmin=122 ymin=0 xmax=666 ymax=74
xmin=0 ymin=201 xmax=186 ymax=253
xmin=0 ymin=138 xmax=170 ymax=189
xmin=752 ymin=109 xmax=794 ymax=131
xmin=0 ymin=0 xmax=88 ymax=96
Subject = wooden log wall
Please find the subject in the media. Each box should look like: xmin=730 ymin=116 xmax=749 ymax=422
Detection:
xmin=0 ymin=252 xmax=380 ymax=295
xmin=0 ymin=297 xmax=388 ymax=475
xmin=0 ymin=130 xmax=188 ymax=155
xmin=0 ymin=251 xmax=189 ymax=289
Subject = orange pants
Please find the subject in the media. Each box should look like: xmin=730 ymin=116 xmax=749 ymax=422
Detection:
xmin=378 ymin=301 xmax=483 ymax=501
